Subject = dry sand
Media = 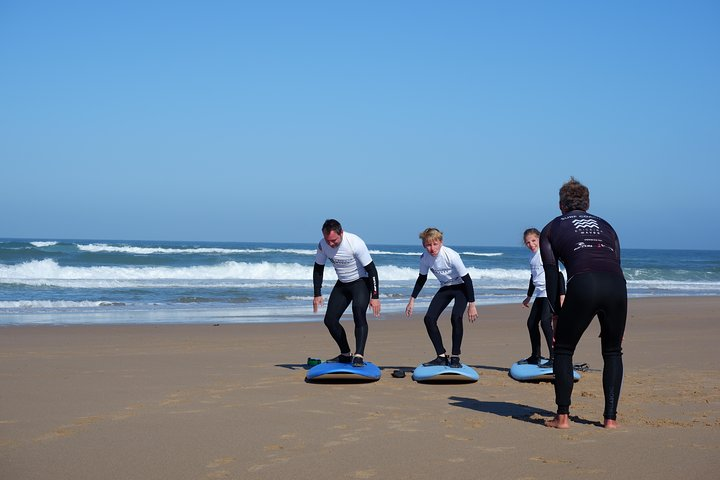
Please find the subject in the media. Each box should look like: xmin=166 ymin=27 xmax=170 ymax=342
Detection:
xmin=1 ymin=297 xmax=718 ymax=479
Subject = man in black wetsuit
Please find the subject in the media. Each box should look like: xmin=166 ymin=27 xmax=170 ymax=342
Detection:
xmin=540 ymin=178 xmax=627 ymax=429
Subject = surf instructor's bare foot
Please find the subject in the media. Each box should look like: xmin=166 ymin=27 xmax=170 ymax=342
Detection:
xmin=545 ymin=414 xmax=570 ymax=429
xmin=603 ymin=419 xmax=619 ymax=429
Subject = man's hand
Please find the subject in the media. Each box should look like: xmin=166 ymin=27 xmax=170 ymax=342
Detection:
xmin=405 ymin=297 xmax=415 ymax=317
xmin=369 ymin=298 xmax=381 ymax=317
xmin=313 ymin=296 xmax=324 ymax=313
xmin=467 ymin=303 xmax=478 ymax=322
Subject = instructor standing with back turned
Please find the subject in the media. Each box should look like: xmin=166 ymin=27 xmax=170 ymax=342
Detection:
xmin=541 ymin=178 xmax=627 ymax=429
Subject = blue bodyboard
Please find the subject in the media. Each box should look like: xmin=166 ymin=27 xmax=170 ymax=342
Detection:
xmin=306 ymin=361 xmax=381 ymax=382
xmin=412 ymin=363 xmax=479 ymax=383
xmin=509 ymin=359 xmax=581 ymax=382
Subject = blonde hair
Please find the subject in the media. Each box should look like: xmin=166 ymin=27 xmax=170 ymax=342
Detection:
xmin=419 ymin=227 xmax=443 ymax=244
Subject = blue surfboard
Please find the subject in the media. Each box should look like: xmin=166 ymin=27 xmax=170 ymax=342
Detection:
xmin=306 ymin=361 xmax=381 ymax=382
xmin=412 ymin=363 xmax=479 ymax=383
xmin=509 ymin=358 xmax=581 ymax=382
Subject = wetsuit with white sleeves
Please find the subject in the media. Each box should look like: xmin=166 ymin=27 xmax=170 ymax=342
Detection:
xmin=526 ymin=249 xmax=554 ymax=361
xmin=313 ymin=232 xmax=379 ymax=356
xmin=540 ymin=210 xmax=626 ymax=421
xmin=410 ymin=245 xmax=475 ymax=357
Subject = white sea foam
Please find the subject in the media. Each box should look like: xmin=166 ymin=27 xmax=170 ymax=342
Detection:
xmin=466 ymin=267 xmax=528 ymax=281
xmin=6 ymin=260 xmax=713 ymax=293
xmin=626 ymin=279 xmax=720 ymax=291
xmin=0 ymin=259 xmax=323 ymax=285
xmin=58 ymin=242 xmax=502 ymax=259
xmin=370 ymin=250 xmax=503 ymax=257
xmin=0 ymin=300 xmax=124 ymax=309
xmin=77 ymin=243 xmax=316 ymax=256
xmin=30 ymin=241 xmax=59 ymax=247
xmin=0 ymin=259 xmax=533 ymax=288
xmin=369 ymin=250 xmax=420 ymax=256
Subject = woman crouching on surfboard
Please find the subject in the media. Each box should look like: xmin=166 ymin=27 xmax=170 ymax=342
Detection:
xmin=405 ymin=228 xmax=478 ymax=368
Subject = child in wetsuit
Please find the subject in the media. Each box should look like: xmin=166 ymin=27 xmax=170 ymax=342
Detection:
xmin=521 ymin=228 xmax=565 ymax=365
xmin=405 ymin=228 xmax=478 ymax=368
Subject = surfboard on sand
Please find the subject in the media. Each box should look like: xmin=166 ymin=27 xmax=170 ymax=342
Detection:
xmin=412 ymin=363 xmax=479 ymax=383
xmin=509 ymin=358 xmax=581 ymax=382
xmin=306 ymin=361 xmax=381 ymax=382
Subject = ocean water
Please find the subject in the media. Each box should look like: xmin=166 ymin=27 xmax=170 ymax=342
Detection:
xmin=1 ymin=238 xmax=719 ymax=325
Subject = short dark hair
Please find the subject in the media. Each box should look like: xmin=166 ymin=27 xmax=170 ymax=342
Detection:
xmin=559 ymin=177 xmax=589 ymax=211
xmin=321 ymin=219 xmax=343 ymax=235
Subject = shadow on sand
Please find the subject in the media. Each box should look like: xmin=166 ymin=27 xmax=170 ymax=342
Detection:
xmin=275 ymin=363 xmax=311 ymax=371
xmin=449 ymin=396 xmax=603 ymax=427
xmin=467 ymin=364 xmax=510 ymax=374
xmin=449 ymin=396 xmax=553 ymax=425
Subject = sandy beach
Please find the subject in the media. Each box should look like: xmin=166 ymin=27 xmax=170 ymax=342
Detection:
xmin=1 ymin=297 xmax=718 ymax=479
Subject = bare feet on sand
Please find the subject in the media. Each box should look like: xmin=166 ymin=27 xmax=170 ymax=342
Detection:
xmin=545 ymin=414 xmax=570 ymax=429
xmin=603 ymin=419 xmax=619 ymax=429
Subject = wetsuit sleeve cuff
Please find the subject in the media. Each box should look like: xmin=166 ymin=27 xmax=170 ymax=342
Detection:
xmin=462 ymin=274 xmax=476 ymax=303
xmin=544 ymin=267 xmax=560 ymax=313
xmin=364 ymin=261 xmax=380 ymax=299
xmin=411 ymin=274 xmax=427 ymax=298
xmin=527 ymin=277 xmax=535 ymax=297
xmin=313 ymin=262 xmax=324 ymax=297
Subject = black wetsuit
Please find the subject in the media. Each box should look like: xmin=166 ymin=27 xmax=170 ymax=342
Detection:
xmin=526 ymin=271 xmax=565 ymax=361
xmin=313 ymin=261 xmax=379 ymax=356
xmin=540 ymin=210 xmax=627 ymax=420
xmin=411 ymin=273 xmax=475 ymax=356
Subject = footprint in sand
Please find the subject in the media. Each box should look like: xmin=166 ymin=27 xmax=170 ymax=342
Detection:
xmin=323 ymin=435 xmax=360 ymax=447
xmin=206 ymin=457 xmax=236 ymax=469
xmin=353 ymin=469 xmax=377 ymax=478
xmin=530 ymin=456 xmax=572 ymax=465
xmin=205 ymin=456 xmax=237 ymax=477
xmin=248 ymin=456 xmax=291 ymax=473
xmin=205 ymin=471 xmax=230 ymax=479
xmin=476 ymin=446 xmax=516 ymax=453
xmin=34 ymin=415 xmax=106 ymax=442
xmin=387 ymin=419 xmax=420 ymax=432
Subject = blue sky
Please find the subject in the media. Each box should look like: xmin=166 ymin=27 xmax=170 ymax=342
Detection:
xmin=1 ymin=1 xmax=718 ymax=249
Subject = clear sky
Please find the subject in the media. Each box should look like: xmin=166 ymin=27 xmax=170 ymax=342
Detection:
xmin=2 ymin=1 xmax=718 ymax=249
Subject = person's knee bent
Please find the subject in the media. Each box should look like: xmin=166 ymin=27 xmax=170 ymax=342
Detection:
xmin=324 ymin=315 xmax=341 ymax=330
xmin=424 ymin=314 xmax=440 ymax=329
xmin=450 ymin=312 xmax=464 ymax=328
xmin=323 ymin=304 xmax=344 ymax=330
xmin=351 ymin=300 xmax=368 ymax=322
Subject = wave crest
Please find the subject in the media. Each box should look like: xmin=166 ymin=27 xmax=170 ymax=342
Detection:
xmin=77 ymin=243 xmax=316 ymax=256
xmin=0 ymin=259 xmax=534 ymax=288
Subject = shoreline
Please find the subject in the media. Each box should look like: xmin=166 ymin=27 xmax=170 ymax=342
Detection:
xmin=1 ymin=296 xmax=718 ymax=479
xmin=2 ymin=294 xmax=719 ymax=328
